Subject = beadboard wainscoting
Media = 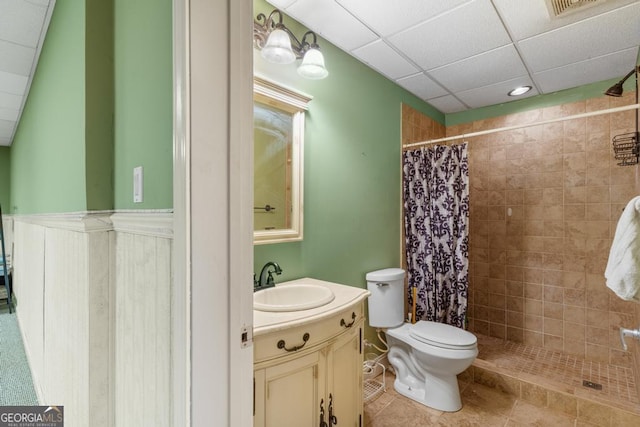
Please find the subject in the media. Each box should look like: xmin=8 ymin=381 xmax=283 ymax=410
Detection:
xmin=111 ymin=212 xmax=172 ymax=427
xmin=11 ymin=211 xmax=173 ymax=427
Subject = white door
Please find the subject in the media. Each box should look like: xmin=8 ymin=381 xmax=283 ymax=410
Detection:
xmin=173 ymin=0 xmax=254 ymax=425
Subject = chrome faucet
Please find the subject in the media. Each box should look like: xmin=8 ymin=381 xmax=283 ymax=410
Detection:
xmin=619 ymin=326 xmax=640 ymax=351
xmin=255 ymin=261 xmax=283 ymax=290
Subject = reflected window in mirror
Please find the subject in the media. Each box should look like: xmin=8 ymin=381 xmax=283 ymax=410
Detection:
xmin=254 ymin=77 xmax=311 ymax=244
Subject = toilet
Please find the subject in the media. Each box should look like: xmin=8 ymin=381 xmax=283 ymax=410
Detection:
xmin=366 ymin=268 xmax=477 ymax=412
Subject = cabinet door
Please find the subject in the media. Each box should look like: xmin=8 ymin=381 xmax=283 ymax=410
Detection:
xmin=261 ymin=351 xmax=325 ymax=427
xmin=326 ymin=322 xmax=363 ymax=427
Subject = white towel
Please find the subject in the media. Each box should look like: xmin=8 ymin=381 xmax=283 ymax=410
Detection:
xmin=605 ymin=195 xmax=640 ymax=302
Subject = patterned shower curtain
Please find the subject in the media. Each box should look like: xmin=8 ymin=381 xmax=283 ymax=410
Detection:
xmin=402 ymin=143 xmax=469 ymax=328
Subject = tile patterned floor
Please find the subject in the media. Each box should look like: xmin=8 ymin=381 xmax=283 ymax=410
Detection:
xmin=364 ymin=372 xmax=587 ymax=426
xmin=475 ymin=333 xmax=639 ymax=411
xmin=365 ymin=333 xmax=640 ymax=426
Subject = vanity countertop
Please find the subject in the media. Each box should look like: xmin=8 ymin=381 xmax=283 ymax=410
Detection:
xmin=253 ymin=277 xmax=370 ymax=337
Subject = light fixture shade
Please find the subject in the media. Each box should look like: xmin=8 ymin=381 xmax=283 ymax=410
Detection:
xmin=297 ymin=48 xmax=328 ymax=79
xmin=261 ymin=28 xmax=296 ymax=64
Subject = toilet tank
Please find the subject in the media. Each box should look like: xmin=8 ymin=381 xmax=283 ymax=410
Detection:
xmin=366 ymin=268 xmax=405 ymax=328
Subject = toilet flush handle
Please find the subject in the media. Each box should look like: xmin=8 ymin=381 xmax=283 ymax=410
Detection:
xmin=376 ymin=282 xmax=389 ymax=287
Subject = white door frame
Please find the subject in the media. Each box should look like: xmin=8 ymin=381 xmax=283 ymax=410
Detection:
xmin=172 ymin=0 xmax=254 ymax=425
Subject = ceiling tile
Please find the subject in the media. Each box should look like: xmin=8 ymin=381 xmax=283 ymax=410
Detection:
xmin=0 ymin=40 xmax=35 ymax=76
xmin=0 ymin=118 xmax=16 ymax=138
xmin=284 ymin=0 xmax=378 ymax=51
xmin=0 ymin=0 xmax=49 ymax=48
xmin=0 ymin=107 xmax=19 ymax=122
xmin=396 ymin=73 xmax=448 ymax=100
xmin=0 ymin=137 xmax=10 ymax=147
xmin=428 ymin=44 xmax=528 ymax=93
xmin=335 ymin=0 xmax=469 ymax=37
xmin=455 ymin=77 xmax=539 ymax=109
xmin=0 ymin=92 xmax=23 ymax=110
xmin=388 ymin=0 xmax=511 ymax=70
xmin=493 ymin=0 xmax=639 ymax=41
xmin=534 ymin=48 xmax=638 ymax=93
xmin=0 ymin=71 xmax=28 ymax=96
xmin=426 ymin=95 xmax=468 ymax=114
xmin=351 ymin=40 xmax=419 ymax=80
xmin=518 ymin=2 xmax=640 ymax=73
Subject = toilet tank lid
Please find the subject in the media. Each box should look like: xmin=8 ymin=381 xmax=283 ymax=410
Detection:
xmin=366 ymin=268 xmax=405 ymax=282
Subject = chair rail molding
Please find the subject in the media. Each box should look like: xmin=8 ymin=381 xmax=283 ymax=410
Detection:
xmin=10 ymin=210 xmax=174 ymax=238
xmin=110 ymin=210 xmax=173 ymax=238
xmin=11 ymin=211 xmax=113 ymax=233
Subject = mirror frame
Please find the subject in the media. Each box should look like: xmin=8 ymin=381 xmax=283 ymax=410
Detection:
xmin=253 ymin=77 xmax=311 ymax=245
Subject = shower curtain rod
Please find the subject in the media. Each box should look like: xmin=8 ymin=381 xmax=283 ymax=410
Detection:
xmin=403 ymin=103 xmax=640 ymax=150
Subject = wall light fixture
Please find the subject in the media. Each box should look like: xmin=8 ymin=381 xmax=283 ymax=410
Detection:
xmin=254 ymin=9 xmax=329 ymax=80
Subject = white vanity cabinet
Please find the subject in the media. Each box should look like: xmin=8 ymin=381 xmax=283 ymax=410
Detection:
xmin=253 ymin=278 xmax=369 ymax=427
xmin=325 ymin=320 xmax=363 ymax=426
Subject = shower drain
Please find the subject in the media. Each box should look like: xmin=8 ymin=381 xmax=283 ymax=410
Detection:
xmin=582 ymin=380 xmax=603 ymax=390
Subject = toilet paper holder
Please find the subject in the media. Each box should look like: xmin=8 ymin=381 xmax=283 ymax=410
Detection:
xmin=619 ymin=326 xmax=640 ymax=351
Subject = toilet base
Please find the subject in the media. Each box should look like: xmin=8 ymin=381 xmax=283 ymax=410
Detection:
xmin=392 ymin=372 xmax=462 ymax=412
xmin=387 ymin=341 xmax=467 ymax=412
xmin=385 ymin=322 xmax=477 ymax=412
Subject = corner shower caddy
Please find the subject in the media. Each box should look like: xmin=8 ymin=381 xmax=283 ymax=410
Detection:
xmin=611 ymin=66 xmax=640 ymax=166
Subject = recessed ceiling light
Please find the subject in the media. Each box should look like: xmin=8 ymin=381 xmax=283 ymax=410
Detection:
xmin=508 ymin=86 xmax=532 ymax=96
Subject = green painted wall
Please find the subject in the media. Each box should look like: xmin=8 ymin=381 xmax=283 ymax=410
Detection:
xmin=10 ymin=0 xmax=87 ymax=214
xmin=253 ymin=0 xmax=442 ymax=289
xmin=8 ymin=0 xmax=171 ymax=214
xmin=113 ymin=0 xmax=173 ymax=209
xmin=85 ymin=0 xmax=114 ymax=210
xmin=0 ymin=147 xmax=9 ymax=211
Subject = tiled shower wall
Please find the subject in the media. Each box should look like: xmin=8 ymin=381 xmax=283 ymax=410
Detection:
xmin=401 ymin=104 xmax=446 ymax=145
xmin=402 ymin=93 xmax=639 ymax=370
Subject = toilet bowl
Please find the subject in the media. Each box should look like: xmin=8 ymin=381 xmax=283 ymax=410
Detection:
xmin=386 ymin=321 xmax=477 ymax=412
xmin=366 ymin=268 xmax=477 ymax=412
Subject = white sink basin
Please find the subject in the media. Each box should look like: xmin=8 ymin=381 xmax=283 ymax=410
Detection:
xmin=254 ymin=284 xmax=335 ymax=312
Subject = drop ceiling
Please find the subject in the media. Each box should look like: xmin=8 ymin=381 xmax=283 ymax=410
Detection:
xmin=0 ymin=0 xmax=54 ymax=147
xmin=1 ymin=1 xmax=638 ymax=146
xmin=265 ymin=0 xmax=640 ymax=114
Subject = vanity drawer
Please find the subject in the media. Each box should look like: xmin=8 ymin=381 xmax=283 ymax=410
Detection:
xmin=254 ymin=304 xmax=364 ymax=364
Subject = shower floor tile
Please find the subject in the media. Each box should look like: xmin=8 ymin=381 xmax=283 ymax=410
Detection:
xmin=475 ymin=333 xmax=640 ymax=414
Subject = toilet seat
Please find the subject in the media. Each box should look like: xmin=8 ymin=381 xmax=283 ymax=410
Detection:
xmin=409 ymin=320 xmax=477 ymax=350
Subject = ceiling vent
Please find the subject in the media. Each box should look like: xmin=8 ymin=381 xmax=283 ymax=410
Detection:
xmin=545 ymin=0 xmax=607 ymax=17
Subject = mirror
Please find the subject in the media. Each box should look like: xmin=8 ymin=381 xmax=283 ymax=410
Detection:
xmin=253 ymin=77 xmax=310 ymax=244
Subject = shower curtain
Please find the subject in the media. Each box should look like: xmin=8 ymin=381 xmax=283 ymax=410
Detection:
xmin=402 ymin=143 xmax=469 ymax=328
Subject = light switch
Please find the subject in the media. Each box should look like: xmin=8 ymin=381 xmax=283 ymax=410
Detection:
xmin=133 ymin=166 xmax=143 ymax=203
